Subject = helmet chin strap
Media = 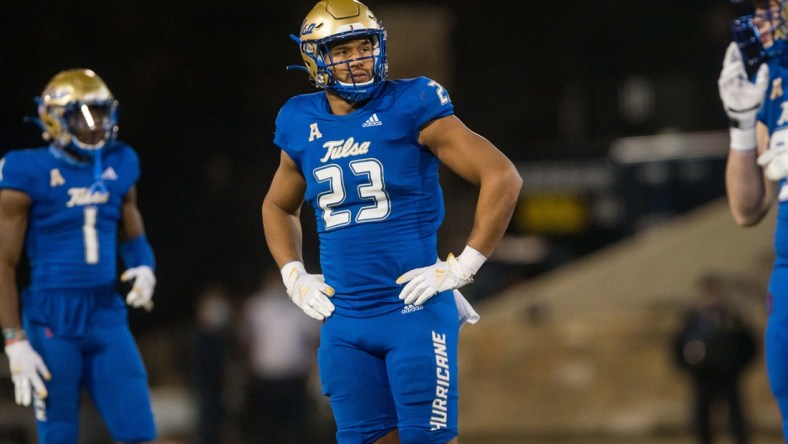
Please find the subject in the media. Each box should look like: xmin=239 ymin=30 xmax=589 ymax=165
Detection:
xmin=48 ymin=141 xmax=107 ymax=195
xmin=88 ymin=152 xmax=107 ymax=195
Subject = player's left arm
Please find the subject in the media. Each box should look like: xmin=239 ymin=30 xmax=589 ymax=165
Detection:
xmin=119 ymin=185 xmax=156 ymax=310
xmin=420 ymin=114 xmax=522 ymax=256
xmin=396 ymin=115 xmax=522 ymax=306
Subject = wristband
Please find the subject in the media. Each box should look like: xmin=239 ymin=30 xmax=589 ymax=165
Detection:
xmin=730 ymin=127 xmax=757 ymax=152
xmin=120 ymin=234 xmax=156 ymax=271
xmin=456 ymin=245 xmax=487 ymax=276
xmin=3 ymin=327 xmax=26 ymax=345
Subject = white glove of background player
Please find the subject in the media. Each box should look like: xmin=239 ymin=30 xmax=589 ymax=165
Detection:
xmin=719 ymin=42 xmax=769 ymax=129
xmin=121 ymin=265 xmax=156 ymax=311
xmin=758 ymin=132 xmax=788 ymax=180
xmin=281 ymin=261 xmax=335 ymax=320
xmin=4 ymin=339 xmax=50 ymax=406
xmin=718 ymin=42 xmax=769 ymax=150
xmin=397 ymin=246 xmax=486 ymax=306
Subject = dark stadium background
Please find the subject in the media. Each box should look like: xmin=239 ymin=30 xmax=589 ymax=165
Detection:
xmin=0 ymin=0 xmax=741 ymax=328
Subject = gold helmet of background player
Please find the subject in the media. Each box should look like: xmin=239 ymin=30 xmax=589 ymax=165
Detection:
xmin=37 ymin=68 xmax=118 ymax=154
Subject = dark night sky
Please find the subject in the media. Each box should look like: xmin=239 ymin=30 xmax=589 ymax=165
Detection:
xmin=0 ymin=1 xmax=739 ymax=324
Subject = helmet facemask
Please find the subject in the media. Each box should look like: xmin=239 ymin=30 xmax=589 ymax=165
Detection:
xmin=49 ymin=100 xmax=118 ymax=153
xmin=732 ymin=0 xmax=788 ymax=72
xmin=300 ymin=29 xmax=387 ymax=102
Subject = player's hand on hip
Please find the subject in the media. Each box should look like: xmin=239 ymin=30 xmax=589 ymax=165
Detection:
xmin=396 ymin=255 xmax=473 ymax=306
xmin=121 ymin=265 xmax=156 ymax=311
xmin=397 ymin=246 xmax=486 ymax=306
xmin=718 ymin=42 xmax=769 ymax=129
xmin=281 ymin=261 xmax=335 ymax=321
xmin=4 ymin=339 xmax=50 ymax=406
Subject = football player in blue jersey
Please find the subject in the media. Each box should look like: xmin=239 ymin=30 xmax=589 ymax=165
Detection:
xmin=261 ymin=1 xmax=522 ymax=443
xmin=723 ymin=0 xmax=788 ymax=439
xmin=0 ymin=69 xmax=157 ymax=443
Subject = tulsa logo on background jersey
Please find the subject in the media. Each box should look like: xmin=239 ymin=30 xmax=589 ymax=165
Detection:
xmin=66 ymin=188 xmax=109 ymax=207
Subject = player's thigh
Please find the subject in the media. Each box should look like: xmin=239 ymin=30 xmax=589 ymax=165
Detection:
xmin=84 ymin=324 xmax=156 ymax=442
xmin=319 ymin=322 xmax=397 ymax=443
xmin=25 ymin=322 xmax=83 ymax=443
xmin=386 ymin=292 xmax=459 ymax=443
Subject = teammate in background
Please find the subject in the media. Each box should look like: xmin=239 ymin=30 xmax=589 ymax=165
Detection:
xmin=0 ymin=69 xmax=157 ymax=443
xmin=722 ymin=0 xmax=788 ymax=439
xmin=261 ymin=1 xmax=522 ymax=442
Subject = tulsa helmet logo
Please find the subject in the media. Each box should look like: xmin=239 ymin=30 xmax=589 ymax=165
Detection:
xmin=301 ymin=22 xmax=323 ymax=36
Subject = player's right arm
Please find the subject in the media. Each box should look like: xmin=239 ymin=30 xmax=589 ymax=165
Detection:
xmin=262 ymin=150 xmax=334 ymax=320
xmin=262 ymin=150 xmax=306 ymax=268
xmin=726 ymin=121 xmax=777 ymax=226
xmin=0 ymin=188 xmax=50 ymax=406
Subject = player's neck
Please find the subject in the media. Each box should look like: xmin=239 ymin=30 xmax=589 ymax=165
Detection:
xmin=326 ymin=92 xmax=366 ymax=116
xmin=51 ymin=144 xmax=92 ymax=165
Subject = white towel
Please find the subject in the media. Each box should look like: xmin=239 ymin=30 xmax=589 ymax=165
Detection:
xmin=453 ymin=289 xmax=480 ymax=329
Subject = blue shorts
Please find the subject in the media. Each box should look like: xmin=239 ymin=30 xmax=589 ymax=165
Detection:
xmin=23 ymin=290 xmax=156 ymax=444
xmin=318 ymin=290 xmax=459 ymax=444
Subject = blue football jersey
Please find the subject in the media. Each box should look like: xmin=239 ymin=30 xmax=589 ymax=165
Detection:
xmin=757 ymin=61 xmax=788 ymax=264
xmin=0 ymin=142 xmax=139 ymax=291
xmin=274 ymin=77 xmax=455 ymax=316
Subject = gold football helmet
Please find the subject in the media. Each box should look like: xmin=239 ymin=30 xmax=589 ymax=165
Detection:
xmin=36 ymin=68 xmax=118 ymax=154
xmin=291 ymin=0 xmax=388 ymax=102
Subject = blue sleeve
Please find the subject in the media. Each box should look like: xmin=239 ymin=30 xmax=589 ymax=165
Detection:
xmin=110 ymin=141 xmax=141 ymax=187
xmin=273 ymin=102 xmax=303 ymax=170
xmin=414 ymin=77 xmax=454 ymax=128
xmin=0 ymin=151 xmax=35 ymax=194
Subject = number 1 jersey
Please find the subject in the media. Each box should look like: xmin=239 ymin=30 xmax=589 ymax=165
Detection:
xmin=0 ymin=142 xmax=139 ymax=291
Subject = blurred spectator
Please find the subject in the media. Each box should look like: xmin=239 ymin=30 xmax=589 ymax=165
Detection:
xmin=194 ymin=283 xmax=233 ymax=444
xmin=673 ymin=273 xmax=758 ymax=444
xmin=240 ymin=270 xmax=321 ymax=444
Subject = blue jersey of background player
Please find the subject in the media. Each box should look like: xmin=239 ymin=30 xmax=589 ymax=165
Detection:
xmin=723 ymin=0 xmax=788 ymax=439
xmin=0 ymin=69 xmax=157 ymax=443
xmin=262 ymin=1 xmax=522 ymax=443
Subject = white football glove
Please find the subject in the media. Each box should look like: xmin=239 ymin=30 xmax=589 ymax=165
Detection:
xmin=4 ymin=339 xmax=50 ymax=406
xmin=121 ymin=265 xmax=156 ymax=311
xmin=397 ymin=246 xmax=486 ymax=306
xmin=281 ymin=261 xmax=335 ymax=321
xmin=718 ymin=42 xmax=769 ymax=131
xmin=758 ymin=129 xmax=788 ymax=180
